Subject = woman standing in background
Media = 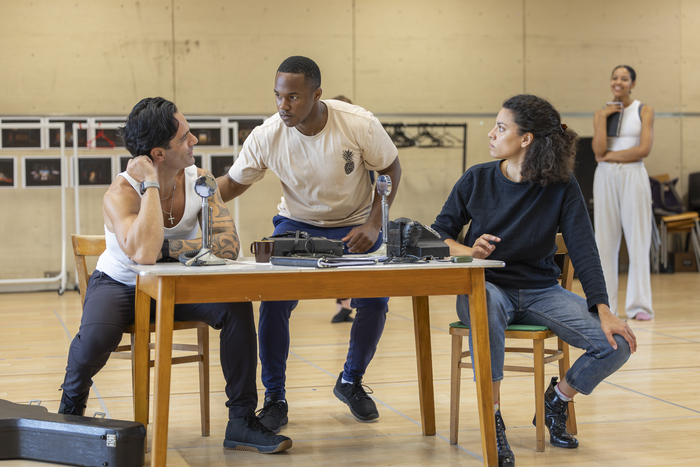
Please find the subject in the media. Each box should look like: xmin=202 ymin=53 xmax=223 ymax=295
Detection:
xmin=592 ymin=65 xmax=654 ymax=320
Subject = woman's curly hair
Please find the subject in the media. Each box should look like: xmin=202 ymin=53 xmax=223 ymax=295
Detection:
xmin=502 ymin=94 xmax=579 ymax=186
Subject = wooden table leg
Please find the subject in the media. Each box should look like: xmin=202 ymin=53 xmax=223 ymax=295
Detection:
xmin=412 ymin=295 xmax=436 ymax=436
xmin=151 ymin=277 xmax=175 ymax=467
xmin=133 ymin=278 xmax=150 ymax=431
xmin=469 ymin=269 xmax=498 ymax=467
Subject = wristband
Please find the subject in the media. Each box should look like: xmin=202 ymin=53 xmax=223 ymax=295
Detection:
xmin=139 ymin=180 xmax=160 ymax=195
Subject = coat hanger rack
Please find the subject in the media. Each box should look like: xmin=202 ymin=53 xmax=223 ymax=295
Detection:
xmin=382 ymin=123 xmax=467 ymax=173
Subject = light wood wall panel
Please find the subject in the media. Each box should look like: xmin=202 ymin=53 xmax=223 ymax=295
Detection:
xmin=230 ymin=172 xmax=284 ymax=251
xmin=172 ymin=0 xmax=354 ymax=115
xmin=3 ymin=0 xmax=700 ymax=286
xmin=0 ymin=0 xmax=174 ymax=115
xmin=644 ymin=117 xmax=682 ymax=181
xmin=355 ymin=0 xmax=524 ymax=114
xmin=388 ymin=147 xmax=464 ymax=225
xmin=1 ymin=179 xmax=71 ymax=279
xmin=525 ymin=0 xmax=682 ymax=113
xmin=681 ymin=0 xmax=700 ymax=112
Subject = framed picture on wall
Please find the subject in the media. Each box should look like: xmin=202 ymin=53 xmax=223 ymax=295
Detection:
xmin=118 ymin=155 xmax=132 ymax=174
xmin=117 ymin=154 xmax=203 ymax=176
xmin=0 ymin=157 xmax=17 ymax=188
xmin=92 ymin=119 xmax=124 ymax=148
xmin=1 ymin=119 xmax=42 ymax=148
xmin=229 ymin=119 xmax=264 ymax=146
xmin=48 ymin=119 xmax=89 ymax=148
xmin=78 ymin=156 xmax=112 ymax=186
xmin=23 ymin=156 xmax=62 ymax=188
xmin=189 ymin=119 xmax=222 ymax=146
xmin=210 ymin=153 xmax=235 ymax=178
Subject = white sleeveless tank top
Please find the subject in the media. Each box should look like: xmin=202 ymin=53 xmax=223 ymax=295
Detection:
xmin=95 ymin=165 xmax=201 ymax=286
xmin=607 ymin=99 xmax=643 ymax=152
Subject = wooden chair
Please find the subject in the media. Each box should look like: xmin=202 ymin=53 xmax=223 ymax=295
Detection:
xmin=659 ymin=211 xmax=700 ymax=271
xmin=649 ymin=174 xmax=700 ymax=272
xmin=449 ymin=233 xmax=577 ymax=451
xmin=71 ymin=234 xmax=211 ymax=436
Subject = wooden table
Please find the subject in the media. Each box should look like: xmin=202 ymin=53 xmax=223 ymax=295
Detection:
xmin=126 ymin=258 xmax=504 ymax=467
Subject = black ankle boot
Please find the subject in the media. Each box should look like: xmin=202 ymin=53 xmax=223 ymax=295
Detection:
xmin=58 ymin=389 xmax=89 ymax=416
xmin=537 ymin=377 xmax=578 ymax=448
xmin=495 ymin=410 xmax=515 ymax=467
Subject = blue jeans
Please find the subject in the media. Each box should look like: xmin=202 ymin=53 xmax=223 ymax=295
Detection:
xmin=456 ymin=282 xmax=631 ymax=395
xmin=259 ymin=215 xmax=389 ymax=398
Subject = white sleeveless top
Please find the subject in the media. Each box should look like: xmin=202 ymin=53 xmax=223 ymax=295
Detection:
xmin=95 ymin=165 xmax=201 ymax=286
xmin=607 ymin=99 xmax=643 ymax=152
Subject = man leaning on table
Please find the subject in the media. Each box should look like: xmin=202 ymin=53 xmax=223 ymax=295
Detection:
xmin=216 ymin=55 xmax=402 ymax=433
xmin=58 ymin=97 xmax=292 ymax=454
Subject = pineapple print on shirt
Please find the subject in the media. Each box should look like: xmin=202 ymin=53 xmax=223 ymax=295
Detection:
xmin=342 ymin=149 xmax=355 ymax=174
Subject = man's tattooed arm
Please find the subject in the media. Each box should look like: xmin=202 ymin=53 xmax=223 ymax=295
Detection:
xmin=165 ymin=170 xmax=241 ymax=260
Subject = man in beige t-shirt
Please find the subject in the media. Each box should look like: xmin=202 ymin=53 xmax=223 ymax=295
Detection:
xmin=217 ymin=56 xmax=401 ymax=433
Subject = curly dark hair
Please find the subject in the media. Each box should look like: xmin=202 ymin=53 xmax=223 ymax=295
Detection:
xmin=277 ymin=56 xmax=321 ymax=90
xmin=502 ymin=94 xmax=578 ymax=186
xmin=118 ymin=97 xmax=179 ymax=159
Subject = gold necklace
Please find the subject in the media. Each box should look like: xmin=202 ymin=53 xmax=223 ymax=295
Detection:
xmin=161 ymin=181 xmax=176 ymax=225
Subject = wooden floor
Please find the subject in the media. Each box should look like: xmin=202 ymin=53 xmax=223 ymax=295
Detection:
xmin=1 ymin=272 xmax=699 ymax=466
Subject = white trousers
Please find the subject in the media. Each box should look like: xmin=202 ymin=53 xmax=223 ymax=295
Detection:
xmin=593 ymin=161 xmax=654 ymax=318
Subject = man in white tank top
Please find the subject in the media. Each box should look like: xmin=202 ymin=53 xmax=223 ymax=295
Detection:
xmin=59 ymin=97 xmax=292 ymax=454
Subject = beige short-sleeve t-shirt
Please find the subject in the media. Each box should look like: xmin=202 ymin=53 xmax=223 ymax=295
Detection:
xmin=229 ymin=99 xmax=398 ymax=227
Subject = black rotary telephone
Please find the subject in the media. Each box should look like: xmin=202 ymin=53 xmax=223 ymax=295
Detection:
xmin=387 ymin=217 xmax=449 ymax=259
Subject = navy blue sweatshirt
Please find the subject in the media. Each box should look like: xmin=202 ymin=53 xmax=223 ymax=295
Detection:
xmin=431 ymin=161 xmax=608 ymax=311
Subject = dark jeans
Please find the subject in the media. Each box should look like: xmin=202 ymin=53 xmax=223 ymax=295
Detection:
xmin=62 ymin=271 xmax=258 ymax=418
xmin=259 ymin=215 xmax=389 ymax=398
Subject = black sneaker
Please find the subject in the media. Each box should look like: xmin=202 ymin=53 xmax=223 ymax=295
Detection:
xmin=257 ymin=395 xmax=289 ymax=433
xmin=57 ymin=389 xmax=89 ymax=416
xmin=223 ymin=416 xmax=292 ymax=454
xmin=331 ymin=307 xmax=354 ymax=323
xmin=333 ymin=372 xmax=379 ymax=421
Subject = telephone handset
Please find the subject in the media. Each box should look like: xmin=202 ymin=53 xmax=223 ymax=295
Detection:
xmin=387 ymin=217 xmax=449 ymax=259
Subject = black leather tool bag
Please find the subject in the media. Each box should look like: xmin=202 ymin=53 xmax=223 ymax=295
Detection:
xmin=263 ymin=230 xmax=343 ymax=257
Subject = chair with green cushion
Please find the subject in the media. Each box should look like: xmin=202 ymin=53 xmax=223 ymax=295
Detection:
xmin=449 ymin=233 xmax=577 ymax=451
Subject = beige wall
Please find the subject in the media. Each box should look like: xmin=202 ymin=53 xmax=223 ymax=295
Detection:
xmin=1 ymin=0 xmax=699 ymax=286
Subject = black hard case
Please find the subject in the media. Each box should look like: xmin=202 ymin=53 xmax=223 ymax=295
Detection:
xmin=0 ymin=399 xmax=145 ymax=467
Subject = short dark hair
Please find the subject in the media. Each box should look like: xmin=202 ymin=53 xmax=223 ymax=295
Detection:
xmin=119 ymin=97 xmax=179 ymax=158
xmin=612 ymin=65 xmax=636 ymax=82
xmin=502 ymin=94 xmax=579 ymax=186
xmin=277 ymin=56 xmax=321 ymax=89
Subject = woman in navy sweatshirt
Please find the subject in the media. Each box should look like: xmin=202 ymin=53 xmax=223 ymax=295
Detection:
xmin=432 ymin=94 xmax=637 ymax=467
